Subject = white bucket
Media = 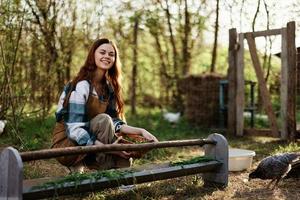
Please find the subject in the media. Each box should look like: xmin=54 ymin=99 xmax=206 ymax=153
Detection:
xmin=229 ymin=148 xmax=256 ymax=172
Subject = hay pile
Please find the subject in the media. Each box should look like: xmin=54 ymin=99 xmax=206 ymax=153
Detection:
xmin=179 ymin=73 xmax=225 ymax=127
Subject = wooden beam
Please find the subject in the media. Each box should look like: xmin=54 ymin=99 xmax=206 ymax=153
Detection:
xmin=286 ymin=21 xmax=297 ymax=141
xmin=244 ymin=28 xmax=282 ymax=38
xmin=236 ymin=33 xmax=245 ymax=136
xmin=245 ymin=33 xmax=279 ymax=137
xmin=244 ymin=128 xmax=276 ymax=137
xmin=281 ymin=28 xmax=288 ymax=139
xmin=20 ymin=139 xmax=217 ymax=162
xmin=227 ymin=28 xmax=237 ymax=135
xmin=23 ymin=161 xmax=222 ymax=199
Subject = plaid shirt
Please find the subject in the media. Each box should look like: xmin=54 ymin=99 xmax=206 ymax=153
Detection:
xmin=55 ymin=80 xmax=125 ymax=146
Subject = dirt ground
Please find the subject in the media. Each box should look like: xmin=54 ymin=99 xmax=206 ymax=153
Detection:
xmin=86 ymin=167 xmax=300 ymax=200
xmin=22 ymin=149 xmax=300 ymax=200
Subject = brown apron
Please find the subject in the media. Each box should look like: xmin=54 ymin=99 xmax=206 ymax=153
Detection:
xmin=51 ymin=94 xmax=108 ymax=167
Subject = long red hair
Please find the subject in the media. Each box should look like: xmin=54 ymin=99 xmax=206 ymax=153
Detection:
xmin=71 ymin=38 xmax=125 ymax=119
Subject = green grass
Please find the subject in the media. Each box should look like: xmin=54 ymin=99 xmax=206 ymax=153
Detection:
xmin=0 ymin=115 xmax=55 ymax=151
xmin=33 ymin=169 xmax=136 ymax=191
xmin=125 ymin=107 xmax=211 ymax=141
xmin=170 ymin=156 xmax=215 ymax=166
xmin=125 ymin=107 xmax=213 ymax=164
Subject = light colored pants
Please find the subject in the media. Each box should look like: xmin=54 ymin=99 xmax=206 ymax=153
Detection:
xmin=89 ymin=113 xmax=129 ymax=169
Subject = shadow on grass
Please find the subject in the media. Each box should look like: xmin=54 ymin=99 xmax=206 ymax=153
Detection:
xmin=233 ymin=187 xmax=278 ymax=200
xmin=233 ymin=179 xmax=300 ymax=200
xmin=104 ymin=176 xmax=220 ymax=200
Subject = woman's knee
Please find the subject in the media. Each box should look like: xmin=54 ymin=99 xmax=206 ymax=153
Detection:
xmin=92 ymin=113 xmax=113 ymax=126
xmin=90 ymin=113 xmax=114 ymax=140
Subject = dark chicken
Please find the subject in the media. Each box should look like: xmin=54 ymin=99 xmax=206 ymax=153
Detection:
xmin=286 ymin=160 xmax=300 ymax=178
xmin=249 ymin=153 xmax=300 ymax=189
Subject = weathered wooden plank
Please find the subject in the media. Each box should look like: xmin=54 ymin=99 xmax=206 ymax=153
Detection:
xmin=23 ymin=161 xmax=222 ymax=199
xmin=236 ymin=33 xmax=245 ymax=136
xmin=244 ymin=28 xmax=282 ymax=38
xmin=0 ymin=147 xmax=23 ymax=199
xmin=286 ymin=21 xmax=297 ymax=141
xmin=227 ymin=28 xmax=237 ymax=135
xmin=245 ymin=33 xmax=279 ymax=137
xmin=20 ymin=139 xmax=216 ymax=162
xmin=243 ymin=128 xmax=276 ymax=137
xmin=281 ymin=28 xmax=288 ymax=139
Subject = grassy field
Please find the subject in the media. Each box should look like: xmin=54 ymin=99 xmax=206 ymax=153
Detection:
xmin=1 ymin=108 xmax=300 ymax=199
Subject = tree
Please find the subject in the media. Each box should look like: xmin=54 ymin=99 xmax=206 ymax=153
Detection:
xmin=0 ymin=0 xmax=26 ymax=143
xmin=210 ymin=0 xmax=219 ymax=73
xmin=25 ymin=0 xmax=61 ymax=114
xmin=182 ymin=0 xmax=191 ymax=76
xmin=130 ymin=13 xmax=140 ymax=115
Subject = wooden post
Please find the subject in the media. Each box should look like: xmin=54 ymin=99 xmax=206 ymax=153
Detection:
xmin=236 ymin=33 xmax=245 ymax=136
xmin=0 ymin=147 xmax=23 ymax=199
xmin=281 ymin=27 xmax=288 ymax=139
xmin=227 ymin=28 xmax=237 ymax=135
xmin=203 ymin=133 xmax=228 ymax=187
xmin=286 ymin=21 xmax=296 ymax=141
xmin=245 ymin=33 xmax=279 ymax=137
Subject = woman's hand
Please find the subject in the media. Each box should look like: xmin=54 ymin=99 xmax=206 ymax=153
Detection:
xmin=119 ymin=124 xmax=159 ymax=142
xmin=113 ymin=151 xmax=131 ymax=159
xmin=141 ymin=129 xmax=159 ymax=142
xmin=95 ymin=140 xmax=131 ymax=159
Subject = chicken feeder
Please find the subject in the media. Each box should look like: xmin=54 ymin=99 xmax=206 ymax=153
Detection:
xmin=229 ymin=148 xmax=256 ymax=171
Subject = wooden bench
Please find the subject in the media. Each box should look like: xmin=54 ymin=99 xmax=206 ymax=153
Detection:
xmin=0 ymin=133 xmax=228 ymax=199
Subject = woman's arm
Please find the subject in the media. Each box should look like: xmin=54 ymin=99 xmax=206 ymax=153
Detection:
xmin=120 ymin=124 xmax=158 ymax=142
xmin=94 ymin=140 xmax=131 ymax=159
xmin=64 ymin=81 xmax=95 ymax=146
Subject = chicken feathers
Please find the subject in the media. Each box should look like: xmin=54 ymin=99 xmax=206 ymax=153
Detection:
xmin=249 ymin=153 xmax=300 ymax=189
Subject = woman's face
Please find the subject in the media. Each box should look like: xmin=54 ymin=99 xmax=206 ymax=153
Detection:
xmin=94 ymin=43 xmax=116 ymax=70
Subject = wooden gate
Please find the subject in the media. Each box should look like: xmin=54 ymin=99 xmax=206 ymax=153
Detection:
xmin=227 ymin=21 xmax=296 ymax=141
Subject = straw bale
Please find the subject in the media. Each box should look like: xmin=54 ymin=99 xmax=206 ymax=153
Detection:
xmin=179 ymin=73 xmax=225 ymax=127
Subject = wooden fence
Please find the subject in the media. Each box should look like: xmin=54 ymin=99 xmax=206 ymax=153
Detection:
xmin=0 ymin=133 xmax=228 ymax=200
xmin=227 ymin=21 xmax=296 ymax=140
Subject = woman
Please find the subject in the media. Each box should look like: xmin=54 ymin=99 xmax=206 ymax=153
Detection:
xmin=52 ymin=38 xmax=158 ymax=171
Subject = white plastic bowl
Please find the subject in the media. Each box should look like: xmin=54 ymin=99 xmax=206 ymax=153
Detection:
xmin=229 ymin=148 xmax=256 ymax=172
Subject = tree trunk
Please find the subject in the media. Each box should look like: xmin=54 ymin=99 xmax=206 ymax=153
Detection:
xmin=26 ymin=0 xmax=59 ymax=115
xmin=182 ymin=0 xmax=191 ymax=76
xmin=131 ymin=15 xmax=139 ymax=115
xmin=210 ymin=0 xmax=219 ymax=73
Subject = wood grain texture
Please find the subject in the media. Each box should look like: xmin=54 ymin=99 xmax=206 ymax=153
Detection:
xmin=227 ymin=28 xmax=237 ymax=135
xmin=236 ymin=33 xmax=245 ymax=136
xmin=245 ymin=33 xmax=279 ymax=137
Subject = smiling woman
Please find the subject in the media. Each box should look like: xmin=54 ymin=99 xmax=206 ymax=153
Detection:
xmin=51 ymin=38 xmax=158 ymax=172
xmin=94 ymin=43 xmax=116 ymax=71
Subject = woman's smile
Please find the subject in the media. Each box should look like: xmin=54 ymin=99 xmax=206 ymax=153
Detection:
xmin=94 ymin=43 xmax=116 ymax=70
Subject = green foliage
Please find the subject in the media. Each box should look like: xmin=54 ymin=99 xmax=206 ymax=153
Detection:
xmin=33 ymin=169 xmax=135 ymax=191
xmin=228 ymin=135 xmax=300 ymax=159
xmin=20 ymin=116 xmax=55 ymax=150
xmin=0 ymin=115 xmax=55 ymax=150
xmin=125 ymin=107 xmax=211 ymax=164
xmin=126 ymin=107 xmax=210 ymax=141
xmin=170 ymin=156 xmax=215 ymax=166
xmin=274 ymin=142 xmax=300 ymax=154
xmin=244 ymin=113 xmax=270 ymax=129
